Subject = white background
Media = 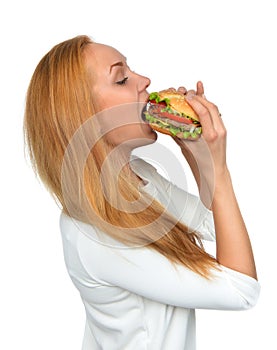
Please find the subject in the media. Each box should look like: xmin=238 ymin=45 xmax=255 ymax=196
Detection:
xmin=1 ymin=0 xmax=276 ymax=349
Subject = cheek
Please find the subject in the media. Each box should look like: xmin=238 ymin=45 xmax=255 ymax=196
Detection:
xmin=94 ymin=95 xmax=115 ymax=112
xmin=98 ymin=102 xmax=142 ymax=133
xmin=94 ymin=97 xmax=154 ymax=145
xmin=96 ymin=89 xmax=136 ymax=112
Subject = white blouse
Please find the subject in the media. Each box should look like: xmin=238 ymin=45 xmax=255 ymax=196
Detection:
xmin=60 ymin=157 xmax=260 ymax=350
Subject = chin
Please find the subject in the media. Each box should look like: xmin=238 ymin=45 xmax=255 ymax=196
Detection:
xmin=141 ymin=126 xmax=158 ymax=144
xmin=126 ymin=132 xmax=157 ymax=150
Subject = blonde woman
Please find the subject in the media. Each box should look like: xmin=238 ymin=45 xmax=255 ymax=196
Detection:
xmin=24 ymin=35 xmax=260 ymax=350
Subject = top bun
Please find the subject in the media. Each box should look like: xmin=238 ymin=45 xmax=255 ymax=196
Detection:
xmin=158 ymin=89 xmax=199 ymax=122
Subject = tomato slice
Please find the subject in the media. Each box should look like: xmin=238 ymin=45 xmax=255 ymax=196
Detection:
xmin=149 ymin=101 xmax=194 ymax=124
xmin=160 ymin=111 xmax=193 ymax=124
xmin=150 ymin=99 xmax=167 ymax=107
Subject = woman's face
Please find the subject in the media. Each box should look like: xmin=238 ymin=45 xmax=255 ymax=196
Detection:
xmin=84 ymin=43 xmax=157 ymax=148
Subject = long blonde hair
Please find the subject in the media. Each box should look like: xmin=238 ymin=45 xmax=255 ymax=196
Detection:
xmin=24 ymin=35 xmax=218 ymax=277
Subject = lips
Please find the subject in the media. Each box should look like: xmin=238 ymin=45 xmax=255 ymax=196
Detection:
xmin=140 ymin=103 xmax=149 ymax=122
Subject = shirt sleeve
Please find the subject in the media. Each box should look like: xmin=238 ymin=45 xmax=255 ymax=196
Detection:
xmin=75 ymin=223 xmax=260 ymax=311
xmin=130 ymin=156 xmax=215 ymax=241
xmin=142 ymin=167 xmax=216 ymax=241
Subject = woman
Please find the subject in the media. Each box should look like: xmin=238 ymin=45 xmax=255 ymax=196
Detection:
xmin=24 ymin=35 xmax=260 ymax=349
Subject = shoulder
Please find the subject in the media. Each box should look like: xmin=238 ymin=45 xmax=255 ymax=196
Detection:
xmin=130 ymin=156 xmax=157 ymax=175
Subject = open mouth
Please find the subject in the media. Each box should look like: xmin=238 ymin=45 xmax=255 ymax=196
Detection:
xmin=140 ymin=103 xmax=149 ymax=123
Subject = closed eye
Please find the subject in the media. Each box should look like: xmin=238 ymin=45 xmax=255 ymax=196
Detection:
xmin=116 ymin=77 xmax=128 ymax=85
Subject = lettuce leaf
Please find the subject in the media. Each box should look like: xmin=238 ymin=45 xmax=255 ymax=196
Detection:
xmin=148 ymin=92 xmax=170 ymax=105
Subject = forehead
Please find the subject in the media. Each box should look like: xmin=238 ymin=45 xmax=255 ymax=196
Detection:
xmin=84 ymin=43 xmax=125 ymax=74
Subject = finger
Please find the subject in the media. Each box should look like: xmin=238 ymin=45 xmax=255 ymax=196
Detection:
xmin=196 ymin=81 xmax=205 ymax=96
xmin=186 ymin=89 xmax=196 ymax=99
xmin=185 ymin=97 xmax=217 ymax=140
xmin=177 ymin=86 xmax=187 ymax=95
xmin=193 ymin=95 xmax=225 ymax=131
xmin=187 ymin=95 xmax=224 ymax=135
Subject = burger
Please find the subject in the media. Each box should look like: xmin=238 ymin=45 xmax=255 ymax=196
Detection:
xmin=143 ymin=89 xmax=201 ymax=140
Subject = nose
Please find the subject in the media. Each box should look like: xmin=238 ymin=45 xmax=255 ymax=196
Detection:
xmin=138 ymin=74 xmax=151 ymax=93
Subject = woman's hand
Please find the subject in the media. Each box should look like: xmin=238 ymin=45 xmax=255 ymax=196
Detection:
xmin=172 ymin=82 xmax=228 ymax=206
xmin=173 ymin=83 xmax=257 ymax=279
xmin=176 ymin=81 xmax=204 ymax=97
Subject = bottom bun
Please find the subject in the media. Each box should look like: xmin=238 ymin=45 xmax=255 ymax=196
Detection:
xmin=149 ymin=123 xmax=172 ymax=136
xmin=149 ymin=123 xmax=200 ymax=140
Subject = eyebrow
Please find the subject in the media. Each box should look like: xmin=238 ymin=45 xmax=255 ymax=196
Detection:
xmin=109 ymin=60 xmax=126 ymax=74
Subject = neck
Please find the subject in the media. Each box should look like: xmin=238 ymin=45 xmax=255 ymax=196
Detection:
xmin=103 ymin=143 xmax=145 ymax=188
